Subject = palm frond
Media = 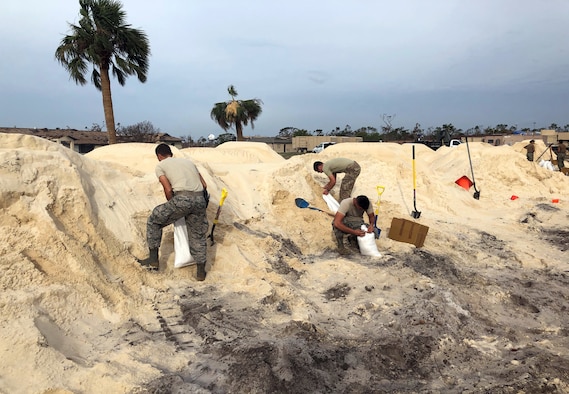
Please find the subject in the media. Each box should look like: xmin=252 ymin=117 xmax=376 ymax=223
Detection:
xmin=55 ymin=0 xmax=150 ymax=89
xmin=211 ymin=86 xmax=263 ymax=140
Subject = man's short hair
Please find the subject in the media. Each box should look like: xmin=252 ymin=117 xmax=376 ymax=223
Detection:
xmin=313 ymin=161 xmax=323 ymax=171
xmin=356 ymin=195 xmax=370 ymax=210
xmin=155 ymin=143 xmax=173 ymax=157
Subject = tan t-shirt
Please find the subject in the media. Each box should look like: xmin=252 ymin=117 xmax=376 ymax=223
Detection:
xmin=337 ymin=197 xmax=373 ymax=217
xmin=155 ymin=157 xmax=203 ymax=192
xmin=323 ymin=158 xmax=355 ymax=177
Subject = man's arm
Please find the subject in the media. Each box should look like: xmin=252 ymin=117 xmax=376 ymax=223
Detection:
xmin=199 ymin=173 xmax=207 ymax=190
xmin=366 ymin=212 xmax=376 ymax=233
xmin=323 ymin=174 xmax=336 ymax=195
xmin=333 ymin=212 xmax=365 ymax=236
xmin=158 ymin=175 xmax=173 ymax=201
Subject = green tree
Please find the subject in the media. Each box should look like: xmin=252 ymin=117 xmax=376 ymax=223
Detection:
xmin=328 ymin=125 xmax=355 ymax=136
xmin=292 ymin=129 xmax=311 ymax=137
xmin=278 ymin=127 xmax=297 ymax=138
xmin=355 ymin=126 xmax=381 ymax=142
xmin=117 ymin=120 xmax=160 ymax=142
xmin=210 ymin=85 xmax=263 ymax=141
xmin=495 ymin=124 xmax=509 ymax=134
xmin=55 ymin=0 xmax=150 ymax=144
xmin=412 ymin=123 xmax=423 ymax=140
xmin=180 ymin=135 xmax=194 ymax=147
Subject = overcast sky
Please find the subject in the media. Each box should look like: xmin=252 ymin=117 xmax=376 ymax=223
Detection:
xmin=1 ymin=0 xmax=568 ymax=139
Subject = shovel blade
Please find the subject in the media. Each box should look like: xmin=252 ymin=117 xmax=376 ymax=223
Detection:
xmin=295 ymin=198 xmax=309 ymax=208
xmin=411 ymin=211 xmax=421 ymax=219
xmin=373 ymin=226 xmax=381 ymax=239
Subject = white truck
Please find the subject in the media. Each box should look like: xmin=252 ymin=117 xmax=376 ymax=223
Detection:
xmin=312 ymin=142 xmax=336 ymax=153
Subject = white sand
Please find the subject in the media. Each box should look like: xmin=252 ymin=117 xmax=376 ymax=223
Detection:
xmin=1 ymin=134 xmax=568 ymax=393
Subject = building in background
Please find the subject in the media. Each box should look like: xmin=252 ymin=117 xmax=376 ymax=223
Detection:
xmin=0 ymin=127 xmax=183 ymax=153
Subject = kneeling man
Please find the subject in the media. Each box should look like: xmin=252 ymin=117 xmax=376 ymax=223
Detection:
xmin=332 ymin=195 xmax=375 ymax=255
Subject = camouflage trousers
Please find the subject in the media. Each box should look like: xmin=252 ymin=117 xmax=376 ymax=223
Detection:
xmin=146 ymin=194 xmax=208 ymax=265
xmin=339 ymin=162 xmax=361 ymax=200
xmin=333 ymin=216 xmax=364 ymax=247
xmin=557 ymin=152 xmax=566 ymax=169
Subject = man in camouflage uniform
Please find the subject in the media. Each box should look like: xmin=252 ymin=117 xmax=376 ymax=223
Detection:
xmin=313 ymin=158 xmax=361 ymax=200
xmin=556 ymin=141 xmax=567 ymax=171
xmin=332 ymin=195 xmax=375 ymax=255
xmin=524 ymin=140 xmax=536 ymax=162
xmin=138 ymin=144 xmax=209 ymax=281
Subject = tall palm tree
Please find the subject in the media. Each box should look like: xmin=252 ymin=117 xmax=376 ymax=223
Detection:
xmin=55 ymin=0 xmax=150 ymax=144
xmin=210 ymin=85 xmax=263 ymax=141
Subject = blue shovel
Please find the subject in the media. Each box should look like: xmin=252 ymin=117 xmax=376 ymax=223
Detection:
xmin=295 ymin=198 xmax=334 ymax=217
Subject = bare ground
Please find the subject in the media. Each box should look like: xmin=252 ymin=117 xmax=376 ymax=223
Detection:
xmin=131 ymin=204 xmax=569 ymax=394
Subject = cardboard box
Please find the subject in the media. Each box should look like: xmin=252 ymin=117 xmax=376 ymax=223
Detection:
xmin=388 ymin=217 xmax=429 ymax=248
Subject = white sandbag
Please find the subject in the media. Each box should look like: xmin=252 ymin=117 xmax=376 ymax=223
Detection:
xmin=322 ymin=194 xmax=340 ymax=213
xmin=174 ymin=217 xmax=195 ymax=268
xmin=357 ymin=225 xmax=382 ymax=257
xmin=539 ymin=160 xmax=555 ymax=171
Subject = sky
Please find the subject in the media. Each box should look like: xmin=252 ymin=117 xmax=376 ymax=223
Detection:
xmin=1 ymin=0 xmax=569 ymax=139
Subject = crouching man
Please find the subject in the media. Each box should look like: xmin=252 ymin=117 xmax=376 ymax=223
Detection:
xmin=332 ymin=195 xmax=375 ymax=255
xmin=138 ymin=143 xmax=209 ymax=281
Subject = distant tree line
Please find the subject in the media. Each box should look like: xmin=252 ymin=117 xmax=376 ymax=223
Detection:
xmin=85 ymin=117 xmax=569 ymax=147
xmin=277 ymin=116 xmax=569 ymax=143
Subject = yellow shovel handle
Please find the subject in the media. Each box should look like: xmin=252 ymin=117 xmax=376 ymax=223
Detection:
xmin=219 ymin=188 xmax=228 ymax=206
xmin=375 ymin=185 xmax=385 ymax=214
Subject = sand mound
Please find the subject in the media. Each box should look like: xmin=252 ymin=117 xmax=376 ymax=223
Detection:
xmin=2 ymin=133 xmax=569 ymax=393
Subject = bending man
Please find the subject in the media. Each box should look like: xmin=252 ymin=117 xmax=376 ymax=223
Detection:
xmin=138 ymin=144 xmax=209 ymax=281
xmin=313 ymin=158 xmax=361 ymax=200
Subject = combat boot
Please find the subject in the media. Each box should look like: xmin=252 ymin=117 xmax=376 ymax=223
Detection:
xmin=347 ymin=235 xmax=360 ymax=251
xmin=196 ymin=264 xmax=206 ymax=281
xmin=335 ymin=235 xmax=351 ymax=255
xmin=138 ymin=248 xmax=159 ymax=270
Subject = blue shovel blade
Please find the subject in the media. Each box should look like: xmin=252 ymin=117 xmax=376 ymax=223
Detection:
xmin=295 ymin=198 xmax=309 ymax=208
xmin=374 ymin=226 xmax=381 ymax=239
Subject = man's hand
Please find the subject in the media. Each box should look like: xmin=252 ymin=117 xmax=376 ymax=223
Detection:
xmin=354 ymin=228 xmax=366 ymax=237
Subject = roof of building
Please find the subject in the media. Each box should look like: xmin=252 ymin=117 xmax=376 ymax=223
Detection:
xmin=0 ymin=127 xmax=182 ymax=145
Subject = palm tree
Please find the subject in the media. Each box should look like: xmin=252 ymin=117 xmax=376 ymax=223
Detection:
xmin=55 ymin=0 xmax=150 ymax=144
xmin=210 ymin=85 xmax=263 ymax=141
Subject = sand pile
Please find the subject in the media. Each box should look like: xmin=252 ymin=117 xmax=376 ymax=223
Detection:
xmin=1 ymin=134 xmax=568 ymax=393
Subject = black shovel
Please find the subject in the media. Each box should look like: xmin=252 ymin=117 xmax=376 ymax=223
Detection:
xmin=208 ymin=188 xmax=228 ymax=245
xmin=295 ymin=198 xmax=334 ymax=217
xmin=465 ymin=137 xmax=481 ymax=200
xmin=411 ymin=145 xmax=421 ymax=218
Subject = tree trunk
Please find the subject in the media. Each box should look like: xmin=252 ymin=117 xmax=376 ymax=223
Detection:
xmin=100 ymin=65 xmax=117 ymax=144
xmin=236 ymin=122 xmax=244 ymax=141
